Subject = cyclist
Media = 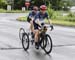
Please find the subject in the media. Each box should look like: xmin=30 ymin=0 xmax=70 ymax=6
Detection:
xmin=27 ymin=6 xmax=38 ymax=37
xmin=33 ymin=5 xmax=54 ymax=49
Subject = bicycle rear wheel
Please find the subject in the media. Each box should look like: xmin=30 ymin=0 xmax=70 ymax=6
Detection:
xmin=22 ymin=33 xmax=29 ymax=51
xmin=43 ymin=34 xmax=53 ymax=54
xmin=19 ymin=28 xmax=25 ymax=40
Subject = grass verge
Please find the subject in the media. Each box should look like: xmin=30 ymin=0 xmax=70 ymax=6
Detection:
xmin=0 ymin=9 xmax=29 ymax=13
xmin=49 ymin=20 xmax=75 ymax=27
xmin=17 ymin=16 xmax=75 ymax=27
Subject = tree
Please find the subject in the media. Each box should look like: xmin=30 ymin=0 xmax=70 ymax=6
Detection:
xmin=0 ymin=0 xmax=7 ymax=9
xmin=49 ymin=0 xmax=63 ymax=10
xmin=49 ymin=0 xmax=72 ymax=10
xmin=63 ymin=0 xmax=72 ymax=11
xmin=14 ymin=0 xmax=25 ymax=9
xmin=31 ymin=0 xmax=45 ymax=7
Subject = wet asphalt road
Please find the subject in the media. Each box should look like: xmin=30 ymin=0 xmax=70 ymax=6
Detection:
xmin=0 ymin=13 xmax=75 ymax=60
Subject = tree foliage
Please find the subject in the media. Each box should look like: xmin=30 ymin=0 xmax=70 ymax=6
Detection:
xmin=14 ymin=0 xmax=25 ymax=9
xmin=0 ymin=0 xmax=72 ymax=10
xmin=31 ymin=0 xmax=50 ymax=7
xmin=0 ymin=0 xmax=7 ymax=9
xmin=31 ymin=0 xmax=44 ymax=7
xmin=49 ymin=0 xmax=63 ymax=10
xmin=62 ymin=0 xmax=72 ymax=11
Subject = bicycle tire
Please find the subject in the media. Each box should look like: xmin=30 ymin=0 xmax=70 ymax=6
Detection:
xmin=19 ymin=28 xmax=25 ymax=40
xmin=43 ymin=34 xmax=53 ymax=54
xmin=22 ymin=33 xmax=29 ymax=51
xmin=40 ymin=36 xmax=47 ymax=49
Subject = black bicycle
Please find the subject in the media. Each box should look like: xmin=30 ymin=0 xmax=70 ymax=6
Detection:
xmin=21 ymin=23 xmax=53 ymax=54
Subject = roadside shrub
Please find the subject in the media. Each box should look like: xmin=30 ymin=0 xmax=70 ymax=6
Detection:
xmin=65 ymin=17 xmax=75 ymax=22
xmin=67 ymin=12 xmax=75 ymax=17
xmin=0 ymin=9 xmax=6 ymax=12
xmin=47 ymin=3 xmax=54 ymax=19
xmin=51 ymin=11 xmax=62 ymax=19
xmin=53 ymin=16 xmax=75 ymax=22
xmin=47 ymin=8 xmax=54 ymax=18
xmin=51 ymin=10 xmax=75 ymax=22
xmin=0 ymin=0 xmax=7 ymax=9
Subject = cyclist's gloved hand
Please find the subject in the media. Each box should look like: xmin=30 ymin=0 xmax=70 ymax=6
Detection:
xmin=50 ymin=25 xmax=54 ymax=31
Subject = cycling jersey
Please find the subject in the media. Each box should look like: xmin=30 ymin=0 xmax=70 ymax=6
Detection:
xmin=28 ymin=11 xmax=37 ymax=18
xmin=27 ymin=11 xmax=38 ymax=22
xmin=33 ymin=12 xmax=49 ymax=29
xmin=34 ymin=12 xmax=49 ymax=21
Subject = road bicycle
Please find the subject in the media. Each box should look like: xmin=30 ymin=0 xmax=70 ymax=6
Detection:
xmin=19 ymin=23 xmax=53 ymax=54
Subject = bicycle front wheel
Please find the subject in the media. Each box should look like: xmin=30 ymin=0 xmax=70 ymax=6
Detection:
xmin=43 ymin=34 xmax=53 ymax=54
xmin=19 ymin=28 xmax=25 ymax=40
xmin=22 ymin=33 xmax=29 ymax=51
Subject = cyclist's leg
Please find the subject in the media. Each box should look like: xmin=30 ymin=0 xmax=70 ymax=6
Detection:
xmin=34 ymin=29 xmax=39 ymax=49
xmin=27 ymin=17 xmax=34 ymax=33
xmin=30 ymin=20 xmax=34 ymax=32
xmin=33 ymin=23 xmax=39 ymax=49
xmin=34 ymin=30 xmax=39 ymax=42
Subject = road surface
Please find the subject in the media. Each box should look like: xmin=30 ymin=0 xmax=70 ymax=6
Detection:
xmin=0 ymin=13 xmax=75 ymax=60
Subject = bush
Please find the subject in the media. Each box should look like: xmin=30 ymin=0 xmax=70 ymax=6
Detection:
xmin=66 ymin=17 xmax=75 ymax=22
xmin=53 ymin=16 xmax=75 ymax=22
xmin=47 ymin=3 xmax=63 ymax=19
xmin=16 ymin=17 xmax=27 ymax=21
xmin=51 ymin=11 xmax=62 ymax=19
xmin=50 ymin=10 xmax=75 ymax=22
xmin=0 ymin=0 xmax=7 ymax=9
xmin=47 ymin=4 xmax=54 ymax=19
xmin=0 ymin=9 xmax=6 ymax=12
xmin=67 ymin=12 xmax=75 ymax=17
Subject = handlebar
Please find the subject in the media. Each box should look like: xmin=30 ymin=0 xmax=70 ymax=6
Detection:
xmin=33 ymin=21 xmax=54 ymax=31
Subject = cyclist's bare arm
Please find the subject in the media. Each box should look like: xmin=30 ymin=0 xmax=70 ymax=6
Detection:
xmin=47 ymin=18 xmax=52 ymax=25
xmin=47 ymin=19 xmax=54 ymax=30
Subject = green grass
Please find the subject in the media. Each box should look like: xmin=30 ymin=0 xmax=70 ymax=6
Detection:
xmin=0 ymin=9 xmax=6 ymax=13
xmin=49 ymin=20 xmax=75 ymax=27
xmin=16 ymin=16 xmax=27 ymax=21
xmin=17 ymin=16 xmax=75 ymax=27
xmin=0 ymin=9 xmax=29 ymax=13
xmin=6 ymin=10 xmax=29 ymax=13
